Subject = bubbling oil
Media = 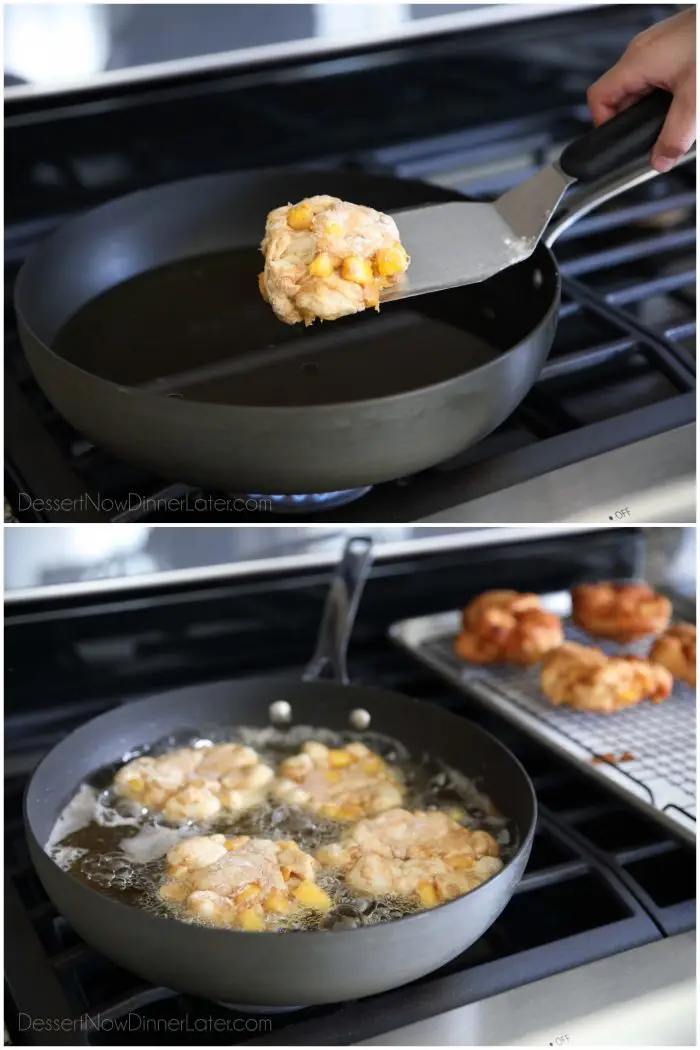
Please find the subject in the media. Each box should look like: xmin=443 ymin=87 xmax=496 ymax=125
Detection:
xmin=48 ymin=725 xmax=517 ymax=933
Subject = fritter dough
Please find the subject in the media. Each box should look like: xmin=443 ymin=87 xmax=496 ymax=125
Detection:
xmin=540 ymin=641 xmax=673 ymax=713
xmin=571 ymin=582 xmax=672 ymax=642
xmin=259 ymin=195 xmax=409 ymax=325
xmin=650 ymin=623 xmax=696 ymax=687
xmin=272 ymin=740 xmax=404 ymax=820
xmin=454 ymin=590 xmax=564 ymax=665
xmin=113 ymin=744 xmax=274 ymax=823
xmin=159 ymin=834 xmax=331 ymax=931
xmin=316 ymin=808 xmax=502 ymax=907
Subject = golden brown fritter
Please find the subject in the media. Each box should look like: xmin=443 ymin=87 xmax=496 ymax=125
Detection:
xmin=454 ymin=590 xmax=564 ymax=666
xmin=571 ymin=582 xmax=671 ymax=642
xmin=259 ymin=195 xmax=409 ymax=325
xmin=272 ymin=741 xmax=404 ymax=820
xmin=540 ymin=641 xmax=673 ymax=713
xmin=650 ymin=622 xmax=696 ymax=687
xmin=316 ymin=808 xmax=502 ymax=907
xmin=159 ymin=834 xmax=331 ymax=931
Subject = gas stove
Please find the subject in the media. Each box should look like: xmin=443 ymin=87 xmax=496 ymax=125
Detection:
xmin=4 ymin=527 xmax=695 ymax=1044
xmin=4 ymin=4 xmax=695 ymax=524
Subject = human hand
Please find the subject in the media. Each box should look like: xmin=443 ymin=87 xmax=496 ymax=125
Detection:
xmin=587 ymin=8 xmax=696 ymax=173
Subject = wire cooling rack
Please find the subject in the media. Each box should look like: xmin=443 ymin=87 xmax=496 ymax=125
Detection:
xmin=390 ymin=592 xmax=696 ymax=844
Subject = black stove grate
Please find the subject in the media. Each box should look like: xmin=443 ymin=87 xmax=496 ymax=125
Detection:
xmin=4 ymin=7 xmax=673 ymax=227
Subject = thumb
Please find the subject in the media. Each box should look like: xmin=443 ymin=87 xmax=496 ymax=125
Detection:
xmin=651 ymin=78 xmax=696 ymax=172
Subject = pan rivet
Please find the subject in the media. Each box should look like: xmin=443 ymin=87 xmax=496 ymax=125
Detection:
xmin=533 ymin=269 xmax=543 ymax=289
xmin=269 ymin=700 xmax=292 ymax=724
xmin=349 ymin=708 xmax=371 ymax=730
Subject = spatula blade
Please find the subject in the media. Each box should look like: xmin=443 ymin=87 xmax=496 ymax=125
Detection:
xmin=383 ymin=164 xmax=572 ymax=302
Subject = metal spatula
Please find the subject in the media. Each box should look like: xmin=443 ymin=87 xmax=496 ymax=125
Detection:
xmin=383 ymin=90 xmax=673 ymax=301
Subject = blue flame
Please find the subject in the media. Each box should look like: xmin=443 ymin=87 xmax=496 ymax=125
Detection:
xmin=247 ymin=488 xmax=371 ymax=510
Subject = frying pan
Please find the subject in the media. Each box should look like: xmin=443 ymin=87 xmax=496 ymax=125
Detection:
xmin=25 ymin=537 xmax=536 ymax=1006
xmin=14 ymin=142 xmax=667 ymax=495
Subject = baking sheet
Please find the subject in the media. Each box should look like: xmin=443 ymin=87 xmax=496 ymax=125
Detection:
xmin=390 ymin=591 xmax=696 ymax=843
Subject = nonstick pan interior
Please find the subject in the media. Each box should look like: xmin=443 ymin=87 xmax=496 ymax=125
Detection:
xmin=17 ymin=169 xmax=559 ymax=408
xmin=26 ymin=677 xmax=536 ymax=1005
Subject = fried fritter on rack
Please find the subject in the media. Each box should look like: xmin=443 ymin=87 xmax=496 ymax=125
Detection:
xmin=650 ymin=622 xmax=696 ymax=687
xmin=540 ymin=641 xmax=673 ymax=713
xmin=454 ymin=590 xmax=564 ymax=666
xmin=571 ymin=582 xmax=671 ymax=642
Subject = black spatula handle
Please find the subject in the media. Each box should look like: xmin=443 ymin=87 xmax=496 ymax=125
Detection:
xmin=559 ymin=89 xmax=673 ymax=181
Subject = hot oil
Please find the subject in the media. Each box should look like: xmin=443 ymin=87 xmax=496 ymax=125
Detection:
xmin=51 ymin=248 xmax=501 ymax=406
xmin=49 ymin=726 xmax=517 ymax=933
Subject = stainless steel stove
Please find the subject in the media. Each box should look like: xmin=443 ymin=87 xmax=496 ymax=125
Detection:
xmin=4 ymin=527 xmax=695 ymax=1044
xmin=4 ymin=4 xmax=695 ymax=524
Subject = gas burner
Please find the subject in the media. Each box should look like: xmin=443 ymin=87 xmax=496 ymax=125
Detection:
xmin=246 ymin=488 xmax=372 ymax=513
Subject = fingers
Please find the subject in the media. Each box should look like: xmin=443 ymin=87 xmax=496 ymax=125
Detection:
xmin=651 ymin=76 xmax=696 ymax=171
xmin=588 ymin=51 xmax=696 ymax=173
xmin=587 ymin=51 xmax=650 ymax=126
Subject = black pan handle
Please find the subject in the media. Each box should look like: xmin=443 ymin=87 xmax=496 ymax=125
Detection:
xmin=559 ymin=89 xmax=673 ymax=182
xmin=303 ymin=536 xmax=373 ymax=685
